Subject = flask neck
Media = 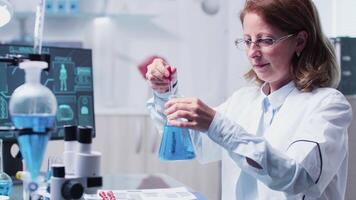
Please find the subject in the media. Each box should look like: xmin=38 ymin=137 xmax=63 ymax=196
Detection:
xmin=24 ymin=68 xmax=41 ymax=84
xmin=19 ymin=61 xmax=47 ymax=84
xmin=165 ymin=120 xmax=172 ymax=126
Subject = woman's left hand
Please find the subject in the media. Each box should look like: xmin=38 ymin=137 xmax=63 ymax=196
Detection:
xmin=164 ymin=97 xmax=216 ymax=132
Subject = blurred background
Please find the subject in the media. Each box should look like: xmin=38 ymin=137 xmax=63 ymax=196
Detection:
xmin=0 ymin=0 xmax=356 ymax=199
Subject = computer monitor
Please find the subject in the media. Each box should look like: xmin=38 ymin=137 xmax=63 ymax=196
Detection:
xmin=0 ymin=44 xmax=95 ymax=176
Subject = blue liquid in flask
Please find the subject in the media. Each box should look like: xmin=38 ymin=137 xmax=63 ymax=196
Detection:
xmin=158 ymin=67 xmax=195 ymax=160
xmin=12 ymin=114 xmax=55 ymax=180
xmin=159 ymin=124 xmax=195 ymax=160
xmin=0 ymin=178 xmax=12 ymax=196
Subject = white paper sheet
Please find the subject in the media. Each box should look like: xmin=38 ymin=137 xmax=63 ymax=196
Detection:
xmin=97 ymin=187 xmax=197 ymax=200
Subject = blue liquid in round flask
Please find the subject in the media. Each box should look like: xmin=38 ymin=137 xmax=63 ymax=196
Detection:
xmin=9 ymin=61 xmax=57 ymax=196
xmin=0 ymin=139 xmax=12 ymax=197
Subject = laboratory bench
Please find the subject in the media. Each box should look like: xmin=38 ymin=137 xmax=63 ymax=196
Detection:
xmin=11 ymin=173 xmax=207 ymax=199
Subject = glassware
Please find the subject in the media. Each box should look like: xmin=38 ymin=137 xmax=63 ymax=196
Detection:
xmin=9 ymin=60 xmax=57 ymax=197
xmin=158 ymin=67 xmax=195 ymax=160
xmin=159 ymin=122 xmax=195 ymax=160
xmin=0 ymin=139 xmax=12 ymax=197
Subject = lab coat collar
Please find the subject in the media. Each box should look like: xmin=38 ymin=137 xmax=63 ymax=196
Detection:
xmin=260 ymin=81 xmax=296 ymax=111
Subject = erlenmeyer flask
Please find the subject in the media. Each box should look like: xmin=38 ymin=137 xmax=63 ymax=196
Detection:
xmin=158 ymin=65 xmax=195 ymax=160
xmin=159 ymin=122 xmax=196 ymax=160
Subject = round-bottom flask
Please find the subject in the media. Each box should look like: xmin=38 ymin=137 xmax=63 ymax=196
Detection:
xmin=0 ymin=139 xmax=12 ymax=197
xmin=9 ymin=61 xmax=57 ymax=198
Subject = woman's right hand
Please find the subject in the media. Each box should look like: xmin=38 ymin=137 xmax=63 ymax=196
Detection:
xmin=145 ymin=58 xmax=177 ymax=93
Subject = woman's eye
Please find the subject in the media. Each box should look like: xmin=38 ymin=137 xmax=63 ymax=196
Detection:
xmin=245 ymin=40 xmax=252 ymax=46
xmin=260 ymin=38 xmax=274 ymax=45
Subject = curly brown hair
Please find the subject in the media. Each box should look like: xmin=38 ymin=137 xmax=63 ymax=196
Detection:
xmin=240 ymin=0 xmax=340 ymax=92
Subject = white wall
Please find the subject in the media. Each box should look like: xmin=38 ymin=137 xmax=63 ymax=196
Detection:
xmin=225 ymin=0 xmax=250 ymax=96
xmin=89 ymin=0 xmax=232 ymax=112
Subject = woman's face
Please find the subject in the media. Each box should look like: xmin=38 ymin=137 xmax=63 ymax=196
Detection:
xmin=242 ymin=12 xmax=297 ymax=92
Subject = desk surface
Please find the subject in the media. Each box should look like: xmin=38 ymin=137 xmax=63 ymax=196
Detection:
xmin=11 ymin=173 xmax=192 ymax=199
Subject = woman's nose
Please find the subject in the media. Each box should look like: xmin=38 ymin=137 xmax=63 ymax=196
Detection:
xmin=248 ymin=43 xmax=262 ymax=59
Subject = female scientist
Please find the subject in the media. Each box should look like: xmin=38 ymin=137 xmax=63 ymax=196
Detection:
xmin=145 ymin=0 xmax=353 ymax=199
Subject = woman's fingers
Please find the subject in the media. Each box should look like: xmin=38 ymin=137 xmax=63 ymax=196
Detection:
xmin=148 ymin=78 xmax=170 ymax=84
xmin=167 ymin=119 xmax=198 ymax=129
xmin=165 ymin=97 xmax=195 ymax=107
xmin=167 ymin=110 xmax=198 ymax=121
xmin=165 ymin=97 xmax=216 ymax=131
xmin=165 ymin=100 xmax=192 ymax=115
xmin=146 ymin=67 xmax=166 ymax=81
xmin=165 ymin=98 xmax=201 ymax=114
xmin=147 ymin=58 xmax=172 ymax=80
xmin=146 ymin=58 xmax=177 ymax=93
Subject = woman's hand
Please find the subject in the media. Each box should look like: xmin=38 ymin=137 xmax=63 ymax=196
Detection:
xmin=145 ymin=58 xmax=177 ymax=93
xmin=164 ymin=97 xmax=216 ymax=132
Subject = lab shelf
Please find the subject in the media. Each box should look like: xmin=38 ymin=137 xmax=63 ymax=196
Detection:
xmin=11 ymin=11 xmax=164 ymax=35
xmin=13 ymin=11 xmax=156 ymax=22
xmin=10 ymin=11 xmax=164 ymax=37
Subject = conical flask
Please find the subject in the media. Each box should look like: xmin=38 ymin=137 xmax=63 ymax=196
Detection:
xmin=158 ymin=72 xmax=195 ymax=160
xmin=0 ymin=139 xmax=12 ymax=197
xmin=9 ymin=61 xmax=57 ymax=184
xmin=159 ymin=65 xmax=195 ymax=160
xmin=159 ymin=120 xmax=196 ymax=160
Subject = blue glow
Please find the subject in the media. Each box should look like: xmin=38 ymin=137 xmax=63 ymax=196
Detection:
xmin=0 ymin=176 xmax=12 ymax=196
xmin=17 ymin=133 xmax=49 ymax=181
xmin=159 ymin=124 xmax=195 ymax=160
xmin=12 ymin=114 xmax=55 ymax=133
xmin=12 ymin=115 xmax=54 ymax=180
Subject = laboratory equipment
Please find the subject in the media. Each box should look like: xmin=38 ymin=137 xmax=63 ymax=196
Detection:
xmin=50 ymin=165 xmax=84 ymax=200
xmin=69 ymin=0 xmax=79 ymax=13
xmin=0 ymin=0 xmax=13 ymax=27
xmin=10 ymin=1 xmax=52 ymax=193
xmin=331 ymin=37 xmax=356 ymax=95
xmin=9 ymin=60 xmax=57 ymax=193
xmin=0 ymin=44 xmax=96 ymax=179
xmin=63 ymin=125 xmax=77 ymax=177
xmin=57 ymin=0 xmax=66 ymax=13
xmin=16 ymin=170 xmax=38 ymax=199
xmin=45 ymin=0 xmax=54 ymax=12
xmin=158 ymin=67 xmax=196 ymax=161
xmin=159 ymin=123 xmax=196 ymax=160
xmin=34 ymin=0 xmax=46 ymax=55
xmin=51 ymin=125 xmax=102 ymax=196
xmin=74 ymin=126 xmax=102 ymax=194
xmin=0 ymin=139 xmax=12 ymax=197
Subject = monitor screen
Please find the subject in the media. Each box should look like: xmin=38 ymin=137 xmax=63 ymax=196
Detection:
xmin=0 ymin=44 xmax=95 ymax=141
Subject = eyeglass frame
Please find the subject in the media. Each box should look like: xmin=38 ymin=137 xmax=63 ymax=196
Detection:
xmin=234 ymin=33 xmax=295 ymax=49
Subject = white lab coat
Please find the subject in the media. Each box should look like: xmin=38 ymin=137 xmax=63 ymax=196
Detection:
xmin=147 ymin=82 xmax=352 ymax=200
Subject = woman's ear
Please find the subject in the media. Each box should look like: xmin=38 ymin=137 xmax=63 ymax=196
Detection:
xmin=296 ymin=31 xmax=308 ymax=54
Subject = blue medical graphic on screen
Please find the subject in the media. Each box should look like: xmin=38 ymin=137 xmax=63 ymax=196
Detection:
xmin=0 ymin=44 xmax=95 ymax=140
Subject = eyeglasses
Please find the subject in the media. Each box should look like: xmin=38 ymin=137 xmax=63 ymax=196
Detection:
xmin=235 ymin=34 xmax=295 ymax=50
